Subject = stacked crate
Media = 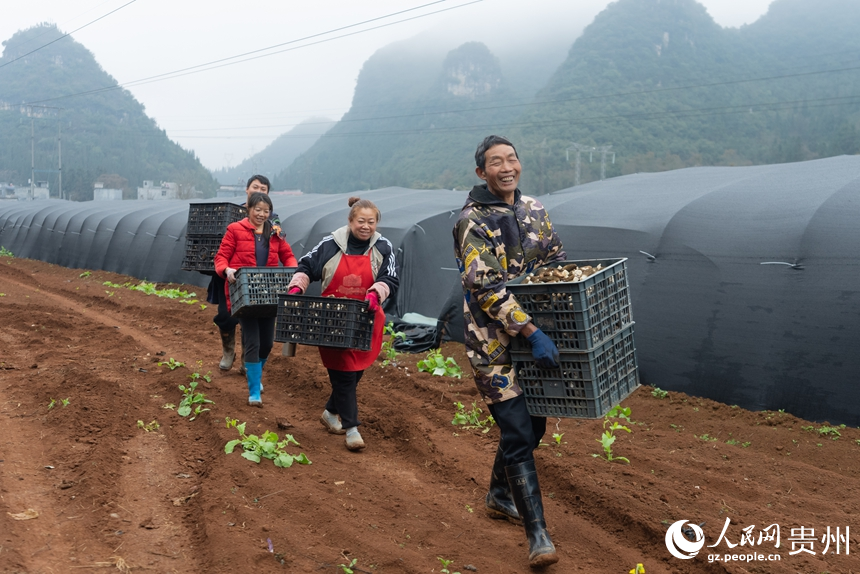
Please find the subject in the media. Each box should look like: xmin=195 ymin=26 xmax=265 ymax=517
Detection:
xmin=180 ymin=202 xmax=246 ymax=273
xmin=507 ymin=258 xmax=639 ymax=418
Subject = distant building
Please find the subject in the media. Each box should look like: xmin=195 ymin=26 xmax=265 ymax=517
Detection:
xmin=15 ymin=181 xmax=49 ymax=200
xmin=216 ymin=184 xmax=244 ymax=199
xmin=269 ymin=190 xmax=303 ymax=196
xmin=0 ymin=182 xmax=15 ymax=200
xmin=94 ymin=182 xmax=122 ymax=201
xmin=136 ymin=180 xmax=201 ymax=200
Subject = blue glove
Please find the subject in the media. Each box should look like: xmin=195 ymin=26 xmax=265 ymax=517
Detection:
xmin=527 ymin=328 xmax=560 ymax=369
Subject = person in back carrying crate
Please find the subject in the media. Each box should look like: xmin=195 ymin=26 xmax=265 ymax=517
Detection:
xmin=286 ymin=197 xmax=398 ymax=452
xmin=453 ymin=135 xmax=565 ymax=568
xmin=215 ymin=192 xmax=297 ymax=407
xmin=206 ymin=175 xmax=283 ymax=375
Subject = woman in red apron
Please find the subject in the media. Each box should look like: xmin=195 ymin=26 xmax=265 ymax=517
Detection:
xmin=287 ymin=197 xmax=398 ymax=451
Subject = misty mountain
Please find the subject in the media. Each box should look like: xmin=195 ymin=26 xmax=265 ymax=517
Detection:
xmin=274 ymin=37 xmax=564 ymax=193
xmin=212 ymin=117 xmax=334 ymax=187
xmin=0 ymin=24 xmax=217 ymax=200
xmin=277 ymin=0 xmax=860 ymax=194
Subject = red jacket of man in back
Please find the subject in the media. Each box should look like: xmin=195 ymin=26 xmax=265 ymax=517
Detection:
xmin=214 ymin=218 xmax=298 ymax=311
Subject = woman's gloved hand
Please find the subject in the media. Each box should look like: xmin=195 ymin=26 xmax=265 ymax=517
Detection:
xmin=526 ymin=328 xmax=560 ymax=369
xmin=365 ymin=291 xmax=380 ymax=312
xmin=287 ymin=287 xmax=302 ymax=295
xmin=225 ymin=267 xmax=237 ymax=284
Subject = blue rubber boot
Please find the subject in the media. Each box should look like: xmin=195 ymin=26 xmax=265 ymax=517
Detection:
xmin=245 ymin=361 xmax=262 ymax=407
xmin=259 ymin=357 xmax=267 ymax=393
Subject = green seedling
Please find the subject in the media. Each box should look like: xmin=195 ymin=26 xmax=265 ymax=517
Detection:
xmin=741 ymin=441 xmax=751 ymax=448
xmin=47 ymin=398 xmax=56 ymax=410
xmin=200 ymin=304 xmax=207 ymax=311
xmin=697 ymin=434 xmax=718 ymax=442
xmin=338 ymin=558 xmax=357 ymax=574
xmin=177 ymin=379 xmax=214 ymax=420
xmin=224 ymin=417 xmax=311 ymax=468
xmin=437 ymin=556 xmax=461 ymax=574
xmin=78 ymin=271 xmax=92 ymax=278
xmin=137 ymin=420 xmax=160 ymax=432
xmin=817 ymin=425 xmax=845 ymax=440
xmin=651 ymin=387 xmax=668 ymax=399
xmin=162 ymin=403 xmax=176 ymax=409
xmin=380 ymin=323 xmax=406 ymax=367
xmin=451 ymin=401 xmax=495 ymax=433
xmin=60 ymin=398 xmax=70 ymax=407
xmin=801 ymin=425 xmax=814 ymax=432
xmin=854 ymin=439 xmax=860 ymax=446
xmin=417 ymin=349 xmax=462 ymax=378
xmin=726 ymin=439 xmax=739 ymax=446
xmin=0 ymin=247 xmax=14 ymax=257
xmin=158 ymin=357 xmax=185 ymax=370
xmin=593 ymin=405 xmax=632 ymax=464
xmin=48 ymin=397 xmax=70 ymax=410
xmin=552 ymin=432 xmax=564 ymax=445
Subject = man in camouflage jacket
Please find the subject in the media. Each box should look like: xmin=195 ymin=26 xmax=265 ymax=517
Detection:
xmin=452 ymin=135 xmax=563 ymax=568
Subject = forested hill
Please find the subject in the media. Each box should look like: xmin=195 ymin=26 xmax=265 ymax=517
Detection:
xmin=0 ymin=25 xmax=217 ymax=200
xmin=511 ymin=0 xmax=860 ymax=192
xmin=213 ymin=117 xmax=334 ymax=187
xmin=274 ymin=40 xmax=519 ymax=193
xmin=279 ymin=0 xmax=860 ymax=194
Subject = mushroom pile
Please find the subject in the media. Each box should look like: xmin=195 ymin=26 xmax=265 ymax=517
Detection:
xmin=522 ymin=263 xmax=604 ymax=284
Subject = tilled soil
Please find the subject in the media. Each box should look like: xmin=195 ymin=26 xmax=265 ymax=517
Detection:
xmin=0 ymin=256 xmax=858 ymax=574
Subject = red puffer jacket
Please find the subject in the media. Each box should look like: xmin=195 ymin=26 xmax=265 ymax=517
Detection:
xmin=214 ymin=218 xmax=298 ymax=310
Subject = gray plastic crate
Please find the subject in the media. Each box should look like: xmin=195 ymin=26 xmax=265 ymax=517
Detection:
xmin=275 ymin=294 xmax=373 ymax=351
xmin=229 ymin=267 xmax=296 ymax=318
xmin=186 ymin=202 xmax=246 ymax=235
xmin=512 ymin=323 xmax=639 ymax=418
xmin=507 ymin=258 xmax=631 ymax=351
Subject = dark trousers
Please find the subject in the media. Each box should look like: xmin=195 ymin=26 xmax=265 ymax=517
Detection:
xmin=210 ymin=275 xmax=239 ymax=334
xmin=238 ymin=316 xmax=276 ymax=363
xmin=487 ymin=394 xmax=547 ymax=466
xmin=325 ymin=369 xmax=364 ymax=429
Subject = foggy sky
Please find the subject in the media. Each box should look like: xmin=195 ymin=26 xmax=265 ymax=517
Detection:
xmin=1 ymin=0 xmax=775 ymax=171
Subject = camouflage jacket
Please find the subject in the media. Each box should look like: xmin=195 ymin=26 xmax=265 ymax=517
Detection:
xmin=452 ymin=184 xmax=565 ymax=403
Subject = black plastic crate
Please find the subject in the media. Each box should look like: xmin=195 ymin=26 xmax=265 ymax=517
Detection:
xmin=180 ymin=235 xmax=223 ymax=272
xmin=507 ymin=258 xmax=631 ymax=351
xmin=229 ymin=267 xmax=296 ymax=318
xmin=186 ymin=202 xmax=246 ymax=235
xmin=512 ymin=323 xmax=639 ymax=418
xmin=275 ymin=294 xmax=373 ymax=351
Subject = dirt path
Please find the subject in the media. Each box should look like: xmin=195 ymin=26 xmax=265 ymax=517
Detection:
xmin=0 ymin=256 xmax=858 ymax=573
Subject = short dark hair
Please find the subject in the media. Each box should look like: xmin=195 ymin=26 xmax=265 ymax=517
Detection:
xmin=475 ymin=135 xmax=518 ymax=170
xmin=246 ymin=174 xmax=271 ymax=192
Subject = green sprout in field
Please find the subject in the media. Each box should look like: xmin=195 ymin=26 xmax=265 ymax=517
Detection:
xmin=0 ymin=247 xmax=13 ymax=257
xmin=651 ymin=387 xmax=668 ymax=399
xmin=137 ymin=420 xmax=160 ymax=432
xmin=593 ymin=405 xmax=633 ymax=464
xmin=158 ymin=357 xmax=185 ymax=370
xmin=177 ymin=375 xmax=214 ymax=420
xmin=451 ymin=401 xmax=495 ymax=433
xmin=224 ymin=417 xmax=311 ymax=468
xmin=437 ymin=557 xmax=461 ymax=574
xmin=380 ymin=323 xmax=406 ymax=367
xmin=79 ymin=271 xmax=92 ymax=278
xmin=552 ymin=432 xmax=564 ymax=445
xmin=338 ymin=558 xmax=358 ymax=574
xmin=417 ymin=349 xmax=462 ymax=378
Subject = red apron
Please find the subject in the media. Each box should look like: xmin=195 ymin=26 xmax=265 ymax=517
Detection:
xmin=318 ymin=252 xmax=385 ymax=371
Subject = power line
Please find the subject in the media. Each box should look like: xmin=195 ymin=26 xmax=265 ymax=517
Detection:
xmin=0 ymin=0 xmax=138 ymax=71
xmin=23 ymin=0 xmax=483 ymax=105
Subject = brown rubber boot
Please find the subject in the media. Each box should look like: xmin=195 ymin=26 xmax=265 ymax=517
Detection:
xmin=219 ymin=330 xmax=236 ymax=371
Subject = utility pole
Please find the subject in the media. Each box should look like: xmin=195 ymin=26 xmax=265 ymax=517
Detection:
xmin=567 ymin=142 xmax=615 ymax=185
xmin=30 ymin=116 xmax=35 ymax=201
xmin=58 ymin=120 xmax=62 ymax=200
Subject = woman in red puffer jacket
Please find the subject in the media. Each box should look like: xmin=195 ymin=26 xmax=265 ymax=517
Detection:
xmin=215 ymin=192 xmax=297 ymax=407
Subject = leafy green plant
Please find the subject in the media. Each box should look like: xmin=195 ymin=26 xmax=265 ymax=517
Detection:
xmin=651 ymin=387 xmax=668 ymax=399
xmin=48 ymin=397 xmax=70 ymax=410
xmin=177 ymin=377 xmax=214 ymax=420
xmin=78 ymin=271 xmax=92 ymax=278
xmin=741 ymin=441 xmax=751 ymax=448
xmin=593 ymin=405 xmax=632 ymax=464
xmin=380 ymin=323 xmax=406 ymax=366
xmin=224 ymin=418 xmax=311 ymax=468
xmin=338 ymin=558 xmax=357 ymax=574
xmin=451 ymin=401 xmax=495 ymax=433
xmin=697 ymin=434 xmax=718 ymax=442
xmin=552 ymin=432 xmax=564 ymax=445
xmin=47 ymin=398 xmax=56 ymax=410
xmin=137 ymin=420 xmax=160 ymax=432
xmin=60 ymin=398 xmax=70 ymax=407
xmin=100 ymin=280 xmax=197 ymax=303
xmin=417 ymin=349 xmax=462 ymax=378
xmin=0 ymin=247 xmax=14 ymax=257
xmin=158 ymin=357 xmax=185 ymax=370
xmin=817 ymin=425 xmax=845 ymax=440
xmin=726 ymin=439 xmax=739 ymax=445
xmin=437 ymin=557 xmax=461 ymax=574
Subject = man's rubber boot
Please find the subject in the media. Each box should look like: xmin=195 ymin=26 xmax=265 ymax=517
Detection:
xmin=219 ymin=330 xmax=236 ymax=371
xmin=506 ymin=460 xmax=559 ymax=568
xmin=259 ymin=358 xmax=267 ymax=393
xmin=245 ymin=361 xmax=262 ymax=407
xmin=486 ymin=446 xmax=522 ymax=524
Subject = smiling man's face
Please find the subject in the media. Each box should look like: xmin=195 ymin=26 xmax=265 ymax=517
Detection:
xmin=476 ymin=144 xmax=520 ymax=198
